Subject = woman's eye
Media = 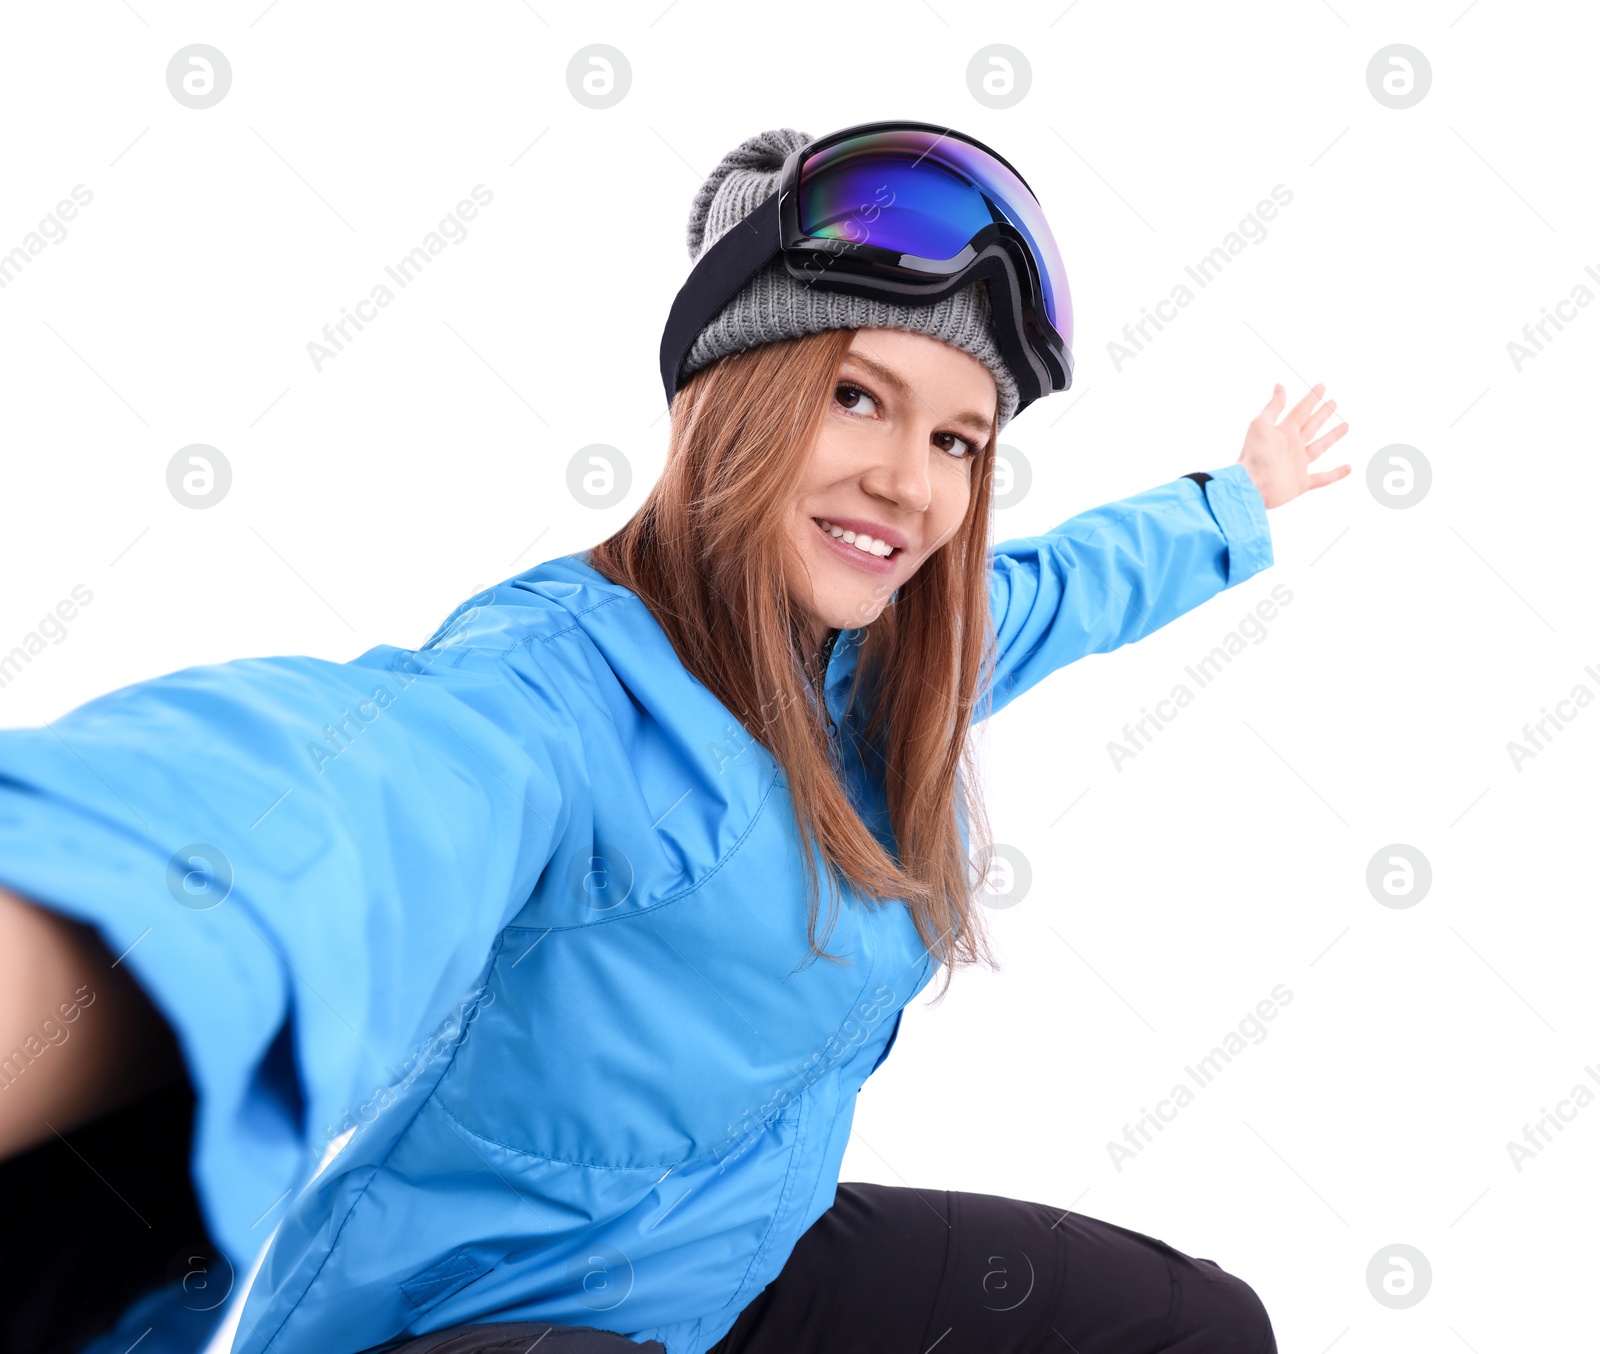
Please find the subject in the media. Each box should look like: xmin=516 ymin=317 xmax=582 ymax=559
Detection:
xmin=835 ymin=382 xmax=878 ymax=417
xmin=936 ymin=432 xmax=977 ymax=458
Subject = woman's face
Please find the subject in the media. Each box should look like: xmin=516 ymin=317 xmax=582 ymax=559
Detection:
xmin=788 ymin=328 xmax=998 ymax=651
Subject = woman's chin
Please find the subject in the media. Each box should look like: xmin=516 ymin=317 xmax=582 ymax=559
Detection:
xmin=819 ymin=588 xmax=889 ymax=633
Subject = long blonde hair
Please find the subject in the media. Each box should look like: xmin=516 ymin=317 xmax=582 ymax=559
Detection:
xmin=587 ymin=329 xmax=1002 ymax=999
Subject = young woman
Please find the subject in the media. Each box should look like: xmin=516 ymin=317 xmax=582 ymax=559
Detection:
xmin=0 ymin=123 xmax=1347 ymax=1354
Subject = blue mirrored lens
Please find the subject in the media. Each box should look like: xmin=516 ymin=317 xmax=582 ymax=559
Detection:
xmin=796 ymin=128 xmax=1071 ymax=349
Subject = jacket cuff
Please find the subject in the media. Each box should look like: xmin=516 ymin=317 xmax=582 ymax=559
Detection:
xmin=1200 ymin=463 xmax=1273 ymax=585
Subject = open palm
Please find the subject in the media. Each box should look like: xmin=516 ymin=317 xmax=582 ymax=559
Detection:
xmin=1237 ymin=382 xmax=1350 ymax=510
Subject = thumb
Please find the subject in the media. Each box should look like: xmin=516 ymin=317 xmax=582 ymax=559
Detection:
xmin=1257 ymin=383 xmax=1285 ymax=423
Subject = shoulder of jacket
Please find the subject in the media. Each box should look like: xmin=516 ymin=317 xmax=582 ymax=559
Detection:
xmin=418 ymin=554 xmax=639 ymax=657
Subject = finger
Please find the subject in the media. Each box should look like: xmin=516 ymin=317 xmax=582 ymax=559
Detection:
xmin=1285 ymin=382 xmax=1326 ymax=427
xmin=1257 ymin=383 xmax=1286 ymax=421
xmin=1306 ymin=421 xmax=1349 ymax=460
xmin=1301 ymin=398 xmax=1338 ymax=441
xmin=1307 ymin=464 xmax=1352 ymax=490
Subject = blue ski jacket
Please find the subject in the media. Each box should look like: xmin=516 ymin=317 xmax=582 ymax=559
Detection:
xmin=0 ymin=465 xmax=1270 ymax=1354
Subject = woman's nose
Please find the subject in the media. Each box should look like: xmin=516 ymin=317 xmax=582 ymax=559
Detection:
xmin=862 ymin=432 xmax=932 ymax=511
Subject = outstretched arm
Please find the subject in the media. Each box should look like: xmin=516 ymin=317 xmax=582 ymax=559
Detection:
xmin=982 ymin=381 xmax=1348 ymax=719
xmin=0 ymin=617 xmax=578 ymax=1267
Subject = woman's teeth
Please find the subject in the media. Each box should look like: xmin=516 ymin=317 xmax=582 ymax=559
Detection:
xmin=816 ymin=518 xmax=898 ymax=558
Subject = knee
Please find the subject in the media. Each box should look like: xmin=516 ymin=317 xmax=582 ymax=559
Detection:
xmin=1231 ymin=1275 xmax=1276 ymax=1353
xmin=1187 ymin=1261 xmax=1276 ymax=1352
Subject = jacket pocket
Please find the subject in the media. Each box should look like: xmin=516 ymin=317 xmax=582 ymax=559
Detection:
xmin=399 ymin=1246 xmax=494 ymax=1317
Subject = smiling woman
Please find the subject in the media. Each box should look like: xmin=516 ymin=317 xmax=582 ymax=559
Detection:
xmin=0 ymin=120 xmax=1349 ymax=1354
xmin=588 ymin=322 xmax=1006 ymax=983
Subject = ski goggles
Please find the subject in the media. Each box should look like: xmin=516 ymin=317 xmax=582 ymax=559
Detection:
xmin=660 ymin=120 xmax=1074 ymax=420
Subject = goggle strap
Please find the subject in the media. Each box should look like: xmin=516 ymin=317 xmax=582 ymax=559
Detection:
xmin=659 ymin=191 xmax=784 ymax=408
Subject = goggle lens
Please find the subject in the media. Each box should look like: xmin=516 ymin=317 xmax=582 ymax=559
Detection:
xmin=795 ymin=127 xmax=1071 ymax=351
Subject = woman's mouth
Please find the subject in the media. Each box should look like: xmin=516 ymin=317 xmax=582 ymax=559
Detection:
xmin=813 ymin=517 xmax=902 ymax=574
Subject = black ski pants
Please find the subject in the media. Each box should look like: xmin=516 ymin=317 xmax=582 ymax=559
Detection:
xmin=380 ymin=1180 xmax=1277 ymax=1354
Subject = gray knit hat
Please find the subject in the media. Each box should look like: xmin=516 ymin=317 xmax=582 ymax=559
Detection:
xmin=680 ymin=127 xmax=1021 ymax=429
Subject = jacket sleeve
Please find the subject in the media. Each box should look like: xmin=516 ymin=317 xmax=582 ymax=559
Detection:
xmin=981 ymin=462 xmax=1272 ymax=720
xmin=0 ymin=624 xmax=577 ymax=1271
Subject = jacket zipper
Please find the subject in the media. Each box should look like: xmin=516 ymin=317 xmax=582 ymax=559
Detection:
xmin=816 ymin=628 xmax=841 ymax=740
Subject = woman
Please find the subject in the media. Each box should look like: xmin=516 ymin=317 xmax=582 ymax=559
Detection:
xmin=0 ymin=124 xmax=1346 ymax=1354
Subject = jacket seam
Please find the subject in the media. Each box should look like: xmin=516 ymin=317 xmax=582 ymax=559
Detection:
xmin=501 ymin=762 xmax=784 ymax=934
xmin=423 ymin=592 xmax=632 ymax=659
xmin=723 ymin=1081 xmax=814 ymax=1317
xmin=427 ymin=1090 xmax=791 ymax=1172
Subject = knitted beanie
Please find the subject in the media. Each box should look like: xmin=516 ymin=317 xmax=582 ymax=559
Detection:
xmin=680 ymin=127 xmax=1022 ymax=429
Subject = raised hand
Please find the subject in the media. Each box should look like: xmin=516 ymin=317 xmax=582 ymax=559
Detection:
xmin=1236 ymin=382 xmax=1351 ymax=510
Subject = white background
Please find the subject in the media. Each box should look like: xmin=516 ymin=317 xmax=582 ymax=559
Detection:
xmin=2 ymin=2 xmax=1595 ymax=1350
